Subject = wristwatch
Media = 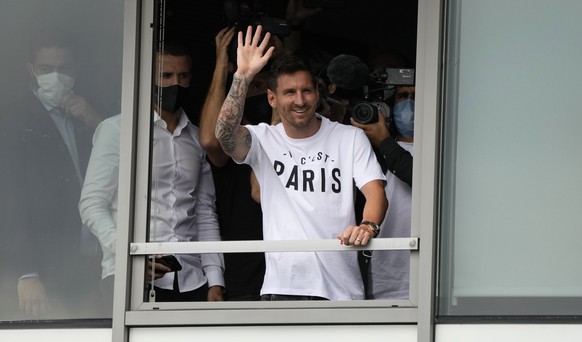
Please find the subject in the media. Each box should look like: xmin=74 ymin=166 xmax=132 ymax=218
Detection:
xmin=361 ymin=220 xmax=380 ymax=238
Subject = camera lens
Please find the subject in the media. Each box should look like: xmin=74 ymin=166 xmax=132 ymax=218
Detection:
xmin=352 ymin=101 xmax=378 ymax=124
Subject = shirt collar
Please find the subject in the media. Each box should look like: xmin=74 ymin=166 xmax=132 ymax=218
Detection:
xmin=152 ymin=107 xmax=192 ymax=133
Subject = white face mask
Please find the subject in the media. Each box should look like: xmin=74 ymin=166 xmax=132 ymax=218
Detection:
xmin=34 ymin=72 xmax=75 ymax=108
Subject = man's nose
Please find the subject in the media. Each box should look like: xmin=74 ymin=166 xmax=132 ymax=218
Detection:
xmin=295 ymin=92 xmax=305 ymax=105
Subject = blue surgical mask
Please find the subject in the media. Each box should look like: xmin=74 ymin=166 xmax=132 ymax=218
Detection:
xmin=393 ymin=98 xmax=414 ymax=138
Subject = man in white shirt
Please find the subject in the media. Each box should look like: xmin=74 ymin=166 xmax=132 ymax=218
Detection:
xmin=215 ymin=26 xmax=387 ymax=301
xmin=79 ymin=42 xmax=224 ymax=310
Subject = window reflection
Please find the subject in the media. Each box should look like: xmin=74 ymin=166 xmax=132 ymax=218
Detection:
xmin=0 ymin=0 xmax=123 ymax=321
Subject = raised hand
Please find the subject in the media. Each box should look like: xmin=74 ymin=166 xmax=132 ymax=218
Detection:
xmin=235 ymin=25 xmax=275 ymax=77
xmin=215 ymin=26 xmax=236 ymax=72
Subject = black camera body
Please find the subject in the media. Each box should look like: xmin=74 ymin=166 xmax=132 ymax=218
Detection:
xmin=224 ymin=0 xmax=290 ymax=65
xmin=351 ymin=68 xmax=415 ymax=125
xmin=351 ymin=101 xmax=380 ymax=124
xmin=224 ymin=0 xmax=291 ymax=37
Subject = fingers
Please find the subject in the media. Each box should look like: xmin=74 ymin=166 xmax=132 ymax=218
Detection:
xmin=258 ymin=31 xmax=272 ymax=52
xmin=350 ymin=117 xmax=366 ymax=130
xmin=216 ymin=26 xmax=235 ymax=50
xmin=147 ymin=259 xmax=172 ymax=273
xmin=19 ymin=295 xmax=49 ymax=316
xmin=238 ymin=25 xmax=272 ymax=52
xmin=237 ymin=29 xmax=244 ymax=50
xmin=244 ymin=25 xmax=253 ymax=46
xmin=377 ymin=110 xmax=387 ymax=124
xmin=207 ymin=286 xmax=225 ymax=301
xmin=337 ymin=225 xmax=374 ymax=246
xmin=251 ymin=25 xmax=262 ymax=46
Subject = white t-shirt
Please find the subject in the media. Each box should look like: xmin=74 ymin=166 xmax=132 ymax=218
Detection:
xmin=368 ymin=140 xmax=413 ymax=299
xmin=242 ymin=115 xmax=385 ymax=300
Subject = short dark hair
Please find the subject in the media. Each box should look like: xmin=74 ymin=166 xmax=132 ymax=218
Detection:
xmin=268 ymin=54 xmax=317 ymax=92
xmin=293 ymin=47 xmax=333 ymax=87
xmin=28 ymin=29 xmax=77 ymax=62
xmin=158 ymin=40 xmax=191 ymax=57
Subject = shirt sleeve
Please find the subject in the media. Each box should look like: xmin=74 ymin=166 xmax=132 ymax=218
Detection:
xmin=195 ymin=154 xmax=225 ymax=288
xmin=353 ymin=129 xmax=387 ymax=189
xmin=78 ymin=117 xmax=120 ymax=257
xmin=378 ymin=137 xmax=413 ymax=187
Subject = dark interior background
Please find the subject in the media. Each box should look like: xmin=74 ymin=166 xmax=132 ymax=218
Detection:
xmin=161 ymin=0 xmax=418 ymax=121
xmin=0 ymin=0 xmax=417 ymax=121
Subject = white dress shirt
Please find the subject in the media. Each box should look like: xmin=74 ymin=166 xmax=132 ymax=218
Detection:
xmin=79 ymin=109 xmax=224 ymax=292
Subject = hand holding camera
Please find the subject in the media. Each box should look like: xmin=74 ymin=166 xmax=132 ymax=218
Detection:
xmin=350 ymin=108 xmax=391 ymax=148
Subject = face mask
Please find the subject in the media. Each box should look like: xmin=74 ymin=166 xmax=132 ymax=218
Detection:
xmin=393 ymin=98 xmax=414 ymax=138
xmin=34 ymin=72 xmax=75 ymax=108
xmin=154 ymin=84 xmax=188 ymax=113
xmin=244 ymin=93 xmax=272 ymax=124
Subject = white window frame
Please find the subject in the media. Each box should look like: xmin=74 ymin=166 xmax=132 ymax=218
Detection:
xmin=111 ymin=0 xmax=444 ymax=341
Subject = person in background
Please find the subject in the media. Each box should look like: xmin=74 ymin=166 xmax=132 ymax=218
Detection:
xmin=0 ymin=31 xmax=104 ymax=318
xmin=325 ymin=53 xmax=370 ymax=125
xmin=351 ymin=85 xmax=415 ymax=299
xmin=79 ymin=42 xmax=224 ymax=310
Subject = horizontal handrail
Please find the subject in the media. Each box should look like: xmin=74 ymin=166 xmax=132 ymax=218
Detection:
xmin=129 ymin=237 xmax=419 ymax=255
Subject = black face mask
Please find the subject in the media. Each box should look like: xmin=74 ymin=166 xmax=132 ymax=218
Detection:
xmin=244 ymin=93 xmax=272 ymax=124
xmin=153 ymin=84 xmax=188 ymax=113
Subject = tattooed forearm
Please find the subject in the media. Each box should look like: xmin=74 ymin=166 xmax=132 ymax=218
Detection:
xmin=216 ymin=74 xmax=250 ymax=154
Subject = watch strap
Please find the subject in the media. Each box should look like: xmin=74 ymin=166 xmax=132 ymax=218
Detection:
xmin=360 ymin=220 xmax=380 ymax=238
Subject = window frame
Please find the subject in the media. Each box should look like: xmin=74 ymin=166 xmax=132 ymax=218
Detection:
xmin=112 ymin=0 xmax=444 ymax=341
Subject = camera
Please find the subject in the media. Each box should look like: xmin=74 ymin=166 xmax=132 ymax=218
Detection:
xmin=224 ymin=0 xmax=290 ymax=65
xmin=350 ymin=101 xmax=392 ymax=125
xmin=351 ymin=68 xmax=415 ymax=124
xmin=351 ymin=101 xmax=379 ymax=124
xmin=224 ymin=0 xmax=291 ymax=37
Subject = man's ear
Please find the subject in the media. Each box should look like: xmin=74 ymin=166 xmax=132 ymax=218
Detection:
xmin=267 ymin=89 xmax=276 ymax=108
xmin=26 ymin=63 xmax=35 ymax=78
xmin=328 ymin=83 xmax=336 ymax=95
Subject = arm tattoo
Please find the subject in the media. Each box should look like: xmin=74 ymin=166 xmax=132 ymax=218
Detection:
xmin=216 ymin=74 xmax=249 ymax=154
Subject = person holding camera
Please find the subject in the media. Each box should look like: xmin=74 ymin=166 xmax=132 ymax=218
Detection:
xmin=327 ymin=52 xmax=414 ymax=187
xmin=215 ymin=26 xmax=387 ymax=301
xmin=351 ymin=85 xmax=415 ymax=300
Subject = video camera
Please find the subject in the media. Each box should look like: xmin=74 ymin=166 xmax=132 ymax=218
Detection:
xmin=223 ymin=0 xmax=291 ymax=37
xmin=224 ymin=0 xmax=290 ymax=65
xmin=351 ymin=68 xmax=415 ymax=124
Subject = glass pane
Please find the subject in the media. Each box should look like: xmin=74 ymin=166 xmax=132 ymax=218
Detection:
xmin=144 ymin=0 xmax=418 ymax=304
xmin=0 ymin=0 xmax=123 ymax=321
xmin=439 ymin=0 xmax=582 ymax=316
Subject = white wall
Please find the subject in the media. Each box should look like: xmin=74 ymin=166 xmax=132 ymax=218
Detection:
xmin=437 ymin=324 xmax=582 ymax=342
